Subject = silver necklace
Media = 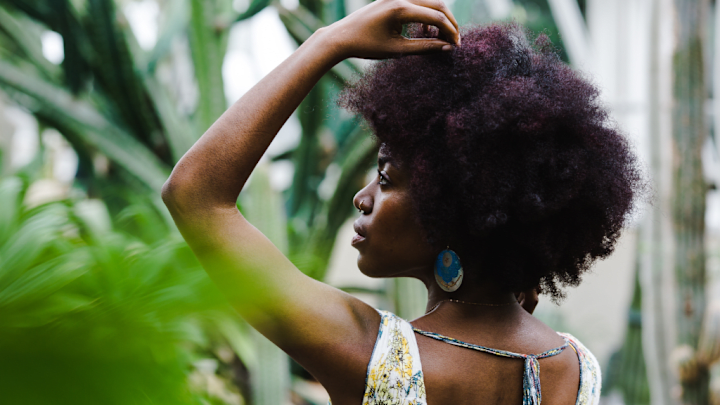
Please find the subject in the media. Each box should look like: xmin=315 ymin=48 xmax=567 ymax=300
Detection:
xmin=426 ymin=298 xmax=517 ymax=315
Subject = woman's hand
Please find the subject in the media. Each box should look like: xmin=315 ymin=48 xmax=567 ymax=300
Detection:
xmin=322 ymin=0 xmax=461 ymax=60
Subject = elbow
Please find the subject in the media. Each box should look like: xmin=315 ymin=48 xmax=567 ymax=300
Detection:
xmin=161 ymin=176 xmax=180 ymax=214
xmin=161 ymin=170 xmax=226 ymax=219
xmin=161 ymin=178 xmax=176 ymax=208
xmin=161 ymin=172 xmax=192 ymax=217
xmin=162 ymin=166 xmax=236 ymax=218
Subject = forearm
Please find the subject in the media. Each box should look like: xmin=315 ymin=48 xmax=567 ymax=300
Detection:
xmin=163 ymin=0 xmax=459 ymax=219
xmin=162 ymin=28 xmax=342 ymax=214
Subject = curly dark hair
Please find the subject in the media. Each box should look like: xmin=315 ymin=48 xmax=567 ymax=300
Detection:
xmin=339 ymin=22 xmax=645 ymax=300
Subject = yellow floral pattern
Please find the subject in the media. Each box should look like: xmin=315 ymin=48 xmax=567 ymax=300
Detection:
xmin=362 ymin=311 xmax=426 ymax=405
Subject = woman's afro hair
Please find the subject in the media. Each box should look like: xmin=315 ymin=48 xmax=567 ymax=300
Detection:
xmin=339 ymin=22 xmax=645 ymax=300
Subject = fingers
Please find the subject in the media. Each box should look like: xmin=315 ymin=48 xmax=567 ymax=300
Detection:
xmin=394 ymin=37 xmax=454 ymax=55
xmin=405 ymin=0 xmax=459 ymax=36
xmin=394 ymin=2 xmax=460 ymax=45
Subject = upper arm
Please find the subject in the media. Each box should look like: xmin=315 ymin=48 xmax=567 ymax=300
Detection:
xmin=163 ymin=190 xmax=379 ymax=389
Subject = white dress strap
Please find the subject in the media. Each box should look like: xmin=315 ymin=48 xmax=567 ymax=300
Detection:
xmin=361 ymin=310 xmax=427 ymax=404
xmin=558 ymin=333 xmax=602 ymax=405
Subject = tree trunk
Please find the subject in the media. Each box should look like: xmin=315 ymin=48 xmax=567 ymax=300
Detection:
xmin=672 ymin=0 xmax=711 ymax=403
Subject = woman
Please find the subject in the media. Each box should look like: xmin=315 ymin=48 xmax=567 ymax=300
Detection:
xmin=162 ymin=0 xmax=643 ymax=403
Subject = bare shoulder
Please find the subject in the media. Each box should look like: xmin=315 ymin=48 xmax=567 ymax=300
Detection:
xmin=317 ymin=296 xmax=382 ymax=403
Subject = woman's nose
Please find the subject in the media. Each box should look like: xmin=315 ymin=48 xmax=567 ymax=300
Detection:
xmin=353 ymin=190 xmax=373 ymax=215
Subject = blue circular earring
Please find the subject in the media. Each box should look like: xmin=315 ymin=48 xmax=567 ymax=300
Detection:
xmin=434 ymin=247 xmax=464 ymax=292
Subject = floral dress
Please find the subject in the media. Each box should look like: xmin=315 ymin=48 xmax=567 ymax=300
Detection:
xmin=362 ymin=310 xmax=427 ymax=404
xmin=331 ymin=310 xmax=601 ymax=405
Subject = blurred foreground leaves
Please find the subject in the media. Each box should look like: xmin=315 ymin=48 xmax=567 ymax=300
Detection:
xmin=0 ymin=176 xmax=248 ymax=405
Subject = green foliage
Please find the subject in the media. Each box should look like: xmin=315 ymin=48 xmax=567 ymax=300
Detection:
xmin=0 ymin=176 xmax=247 ymax=404
xmin=188 ymin=0 xmax=232 ymax=133
xmin=0 ymin=0 xmax=377 ymax=281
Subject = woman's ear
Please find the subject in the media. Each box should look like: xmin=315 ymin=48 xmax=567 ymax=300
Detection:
xmin=515 ymin=287 xmax=540 ymax=314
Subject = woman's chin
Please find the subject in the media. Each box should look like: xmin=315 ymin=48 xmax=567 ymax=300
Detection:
xmin=356 ymin=255 xmax=390 ymax=278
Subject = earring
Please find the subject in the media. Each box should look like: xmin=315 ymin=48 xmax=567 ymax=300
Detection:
xmin=434 ymin=247 xmax=464 ymax=292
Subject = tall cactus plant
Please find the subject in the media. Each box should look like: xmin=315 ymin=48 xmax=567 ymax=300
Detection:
xmin=671 ymin=0 xmax=710 ymax=403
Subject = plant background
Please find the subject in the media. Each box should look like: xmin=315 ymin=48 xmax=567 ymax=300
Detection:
xmin=0 ymin=0 xmax=719 ymax=404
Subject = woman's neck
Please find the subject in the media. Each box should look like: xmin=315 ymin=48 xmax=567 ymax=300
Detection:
xmin=421 ymin=273 xmax=519 ymax=315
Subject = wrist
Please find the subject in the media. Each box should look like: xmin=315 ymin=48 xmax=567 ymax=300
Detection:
xmin=306 ymin=25 xmax=349 ymax=65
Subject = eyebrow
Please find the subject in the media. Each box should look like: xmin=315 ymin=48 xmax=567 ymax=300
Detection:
xmin=378 ymin=155 xmax=391 ymax=167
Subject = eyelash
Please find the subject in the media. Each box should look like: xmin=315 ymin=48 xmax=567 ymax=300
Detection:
xmin=377 ymin=169 xmax=388 ymax=186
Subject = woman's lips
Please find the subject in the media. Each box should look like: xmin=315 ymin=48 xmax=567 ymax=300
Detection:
xmin=352 ymin=221 xmax=367 ymax=246
xmin=351 ymin=233 xmax=366 ymax=246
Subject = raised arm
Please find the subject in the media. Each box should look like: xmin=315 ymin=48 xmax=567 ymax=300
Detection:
xmin=164 ymin=0 xmax=459 ymax=213
xmin=161 ymin=0 xmax=459 ymax=398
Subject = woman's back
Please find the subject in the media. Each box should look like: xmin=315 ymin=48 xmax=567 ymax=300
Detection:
xmin=353 ymin=308 xmax=600 ymax=405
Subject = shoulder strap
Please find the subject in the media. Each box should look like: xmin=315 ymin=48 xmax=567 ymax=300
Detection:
xmin=558 ymin=332 xmax=602 ymax=404
xmin=413 ymin=328 xmax=568 ymax=405
xmin=361 ymin=311 xmax=426 ymax=404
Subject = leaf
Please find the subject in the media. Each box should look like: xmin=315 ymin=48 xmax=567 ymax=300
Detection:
xmin=2 ymin=0 xmax=95 ymax=93
xmin=73 ymin=199 xmax=113 ymax=239
xmin=235 ymin=0 xmax=271 ymax=22
xmin=240 ymin=162 xmax=289 ymax=253
xmin=302 ymin=131 xmax=377 ymax=279
xmin=215 ymin=315 xmax=258 ymax=369
xmin=84 ymin=0 xmax=164 ymax=147
xmin=145 ymin=0 xmax=189 ymax=74
xmin=0 ymin=177 xmax=24 ymax=245
xmin=0 ymin=256 xmax=90 ymax=317
xmin=188 ymin=0 xmax=230 ymax=132
xmin=0 ymin=60 xmax=171 ymax=191
xmin=0 ymin=5 xmax=60 ymax=80
xmin=276 ymin=3 xmax=361 ymax=85
xmin=144 ymin=76 xmax=198 ymax=163
xmin=0 ymin=204 xmax=70 ymax=286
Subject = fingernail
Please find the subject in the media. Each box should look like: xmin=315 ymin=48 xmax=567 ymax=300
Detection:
xmin=442 ymin=44 xmax=453 ymax=52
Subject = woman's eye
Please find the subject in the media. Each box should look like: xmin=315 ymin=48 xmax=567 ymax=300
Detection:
xmin=377 ymin=170 xmax=388 ymax=185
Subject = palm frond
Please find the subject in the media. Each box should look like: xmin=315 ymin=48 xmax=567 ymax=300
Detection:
xmin=276 ymin=3 xmax=361 ymax=84
xmin=188 ymin=0 xmax=230 ymax=132
xmin=0 ymin=60 xmax=170 ymax=191
xmin=0 ymin=6 xmax=59 ymax=80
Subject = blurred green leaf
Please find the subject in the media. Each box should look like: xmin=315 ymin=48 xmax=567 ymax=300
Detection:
xmin=0 ymin=178 xmax=244 ymax=404
xmin=276 ymin=3 xmax=362 ymax=85
xmin=241 ymin=162 xmax=290 ymax=253
xmin=0 ymin=60 xmax=170 ymax=191
xmin=236 ymin=0 xmax=272 ymax=22
xmin=0 ymin=6 xmax=60 ymax=80
xmin=0 ymin=177 xmax=24 ymax=242
xmin=188 ymin=0 xmax=230 ymax=133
